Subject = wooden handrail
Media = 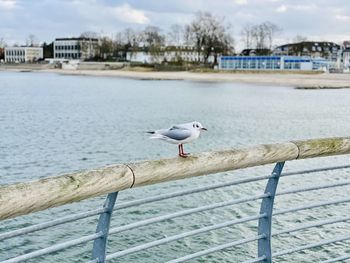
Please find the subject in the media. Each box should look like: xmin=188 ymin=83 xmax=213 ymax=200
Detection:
xmin=1 ymin=137 xmax=350 ymax=220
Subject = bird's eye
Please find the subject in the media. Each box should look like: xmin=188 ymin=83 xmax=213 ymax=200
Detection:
xmin=193 ymin=124 xmax=195 ymax=128
xmin=196 ymin=124 xmax=199 ymax=128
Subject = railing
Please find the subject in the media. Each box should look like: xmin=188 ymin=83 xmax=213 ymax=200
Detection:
xmin=1 ymin=137 xmax=350 ymax=262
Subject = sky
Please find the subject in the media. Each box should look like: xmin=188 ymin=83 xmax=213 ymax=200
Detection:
xmin=1 ymin=0 xmax=349 ymax=50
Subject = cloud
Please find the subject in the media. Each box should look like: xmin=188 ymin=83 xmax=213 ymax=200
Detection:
xmin=275 ymin=3 xmax=317 ymax=13
xmin=1 ymin=0 xmax=350 ymax=48
xmin=70 ymin=2 xmax=150 ymax=26
xmin=293 ymin=4 xmax=317 ymax=11
xmin=234 ymin=0 xmax=248 ymax=5
xmin=111 ymin=3 xmax=150 ymax=24
xmin=0 ymin=0 xmax=17 ymax=10
xmin=336 ymin=14 xmax=350 ymax=21
xmin=276 ymin=5 xmax=287 ymax=12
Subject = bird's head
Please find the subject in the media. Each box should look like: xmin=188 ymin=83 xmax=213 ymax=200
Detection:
xmin=192 ymin=121 xmax=207 ymax=131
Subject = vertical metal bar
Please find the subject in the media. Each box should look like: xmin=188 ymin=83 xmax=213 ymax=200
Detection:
xmin=258 ymin=162 xmax=285 ymax=263
xmin=92 ymin=192 xmax=118 ymax=263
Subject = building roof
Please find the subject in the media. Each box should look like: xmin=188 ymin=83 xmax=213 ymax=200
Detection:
xmin=5 ymin=46 xmax=43 ymax=49
xmin=125 ymin=45 xmax=198 ymax=52
xmin=276 ymin=41 xmax=340 ymax=50
xmin=55 ymin=37 xmax=98 ymax=42
xmin=240 ymin=48 xmax=271 ymax=56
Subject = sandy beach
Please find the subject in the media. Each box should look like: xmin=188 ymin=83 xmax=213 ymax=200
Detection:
xmin=2 ymin=66 xmax=350 ymax=89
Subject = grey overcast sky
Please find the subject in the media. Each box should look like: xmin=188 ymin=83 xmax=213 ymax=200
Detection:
xmin=1 ymin=0 xmax=349 ymax=50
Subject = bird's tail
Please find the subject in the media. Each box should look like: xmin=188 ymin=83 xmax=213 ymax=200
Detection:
xmin=146 ymin=131 xmax=165 ymax=140
xmin=146 ymin=131 xmax=157 ymax=139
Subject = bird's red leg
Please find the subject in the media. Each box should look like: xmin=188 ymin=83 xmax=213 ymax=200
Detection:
xmin=178 ymin=144 xmax=187 ymax=158
xmin=181 ymin=144 xmax=190 ymax=157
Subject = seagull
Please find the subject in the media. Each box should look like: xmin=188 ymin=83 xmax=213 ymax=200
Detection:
xmin=147 ymin=121 xmax=207 ymax=158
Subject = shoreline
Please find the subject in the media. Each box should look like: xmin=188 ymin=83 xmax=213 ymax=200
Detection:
xmin=1 ymin=66 xmax=350 ymax=89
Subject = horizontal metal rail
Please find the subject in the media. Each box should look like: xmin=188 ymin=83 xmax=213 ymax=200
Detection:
xmin=109 ymin=193 xmax=268 ymax=235
xmin=272 ymin=215 xmax=350 ymax=237
xmin=165 ymin=235 xmax=266 ymax=263
xmin=115 ymin=174 xmax=271 ymax=209
xmin=0 ymin=207 xmax=106 ymax=241
xmin=274 ymin=196 xmax=350 ymax=216
xmin=113 ymin=164 xmax=350 ymax=211
xmin=1 ymin=232 xmax=103 ymax=263
xmin=1 ymin=195 xmax=268 ymax=262
xmin=5 ymin=195 xmax=350 ymax=262
xmin=273 ymin=235 xmax=350 ymax=257
xmin=281 ymin=164 xmax=350 ymax=177
xmin=276 ymin=180 xmax=350 ymax=196
xmin=321 ymin=254 xmax=350 ymax=263
xmin=104 ymin=214 xmax=265 ymax=260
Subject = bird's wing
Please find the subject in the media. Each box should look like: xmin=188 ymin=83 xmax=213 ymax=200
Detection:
xmin=169 ymin=125 xmax=188 ymax=130
xmin=158 ymin=128 xmax=192 ymax=141
xmin=170 ymin=122 xmax=193 ymax=130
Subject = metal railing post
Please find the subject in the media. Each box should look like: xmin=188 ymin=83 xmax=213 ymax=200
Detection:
xmin=91 ymin=192 xmax=118 ymax=263
xmin=258 ymin=162 xmax=285 ymax=262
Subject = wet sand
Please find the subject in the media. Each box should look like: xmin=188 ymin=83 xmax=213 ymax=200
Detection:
xmin=2 ymin=66 xmax=350 ymax=89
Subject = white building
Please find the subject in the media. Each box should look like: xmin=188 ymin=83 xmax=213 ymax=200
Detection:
xmin=4 ymin=47 xmax=43 ymax=63
xmin=126 ymin=46 xmax=215 ymax=64
xmin=219 ymin=56 xmax=335 ymax=72
xmin=53 ymin=38 xmax=99 ymax=60
xmin=342 ymin=41 xmax=350 ymax=72
xmin=274 ymin=42 xmax=341 ymax=62
xmin=343 ymin=50 xmax=350 ymax=71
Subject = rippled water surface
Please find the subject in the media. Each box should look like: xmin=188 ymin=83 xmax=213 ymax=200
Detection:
xmin=1 ymin=71 xmax=350 ymax=262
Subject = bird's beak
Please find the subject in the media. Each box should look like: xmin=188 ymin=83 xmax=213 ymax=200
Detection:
xmin=201 ymin=127 xmax=208 ymax=131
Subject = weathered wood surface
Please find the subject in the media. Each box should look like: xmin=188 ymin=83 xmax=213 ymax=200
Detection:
xmin=129 ymin=142 xmax=298 ymax=187
xmin=1 ymin=137 xmax=350 ymax=220
xmin=293 ymin=137 xmax=350 ymax=159
xmin=0 ymin=164 xmax=133 ymax=220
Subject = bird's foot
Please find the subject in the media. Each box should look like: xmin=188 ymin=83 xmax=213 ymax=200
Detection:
xmin=179 ymin=153 xmax=190 ymax=158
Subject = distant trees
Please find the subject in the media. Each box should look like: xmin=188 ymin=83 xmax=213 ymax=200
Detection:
xmin=293 ymin=35 xmax=308 ymax=43
xmin=0 ymin=38 xmax=5 ymax=60
xmin=42 ymin=42 xmax=53 ymax=58
xmin=64 ymin=15 xmax=285 ymax=64
xmin=99 ymin=36 xmax=114 ymax=59
xmin=241 ymin=24 xmax=254 ymax=49
xmin=74 ymin=13 xmax=235 ymax=64
xmin=0 ymin=13 xmax=290 ymax=64
xmin=77 ymin=28 xmax=142 ymax=61
xmin=167 ymin=24 xmax=184 ymax=46
xmin=0 ymin=37 xmax=6 ymax=48
xmin=241 ymin=21 xmax=282 ymax=50
xmin=78 ymin=31 xmax=100 ymax=60
xmin=185 ymin=12 xmax=234 ymax=63
xmin=26 ymin=34 xmax=39 ymax=47
xmin=119 ymin=28 xmax=141 ymax=60
xmin=142 ymin=26 xmax=165 ymax=60
xmin=79 ymin=31 xmax=99 ymax=39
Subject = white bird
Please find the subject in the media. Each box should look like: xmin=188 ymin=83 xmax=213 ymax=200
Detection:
xmin=147 ymin=121 xmax=207 ymax=158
